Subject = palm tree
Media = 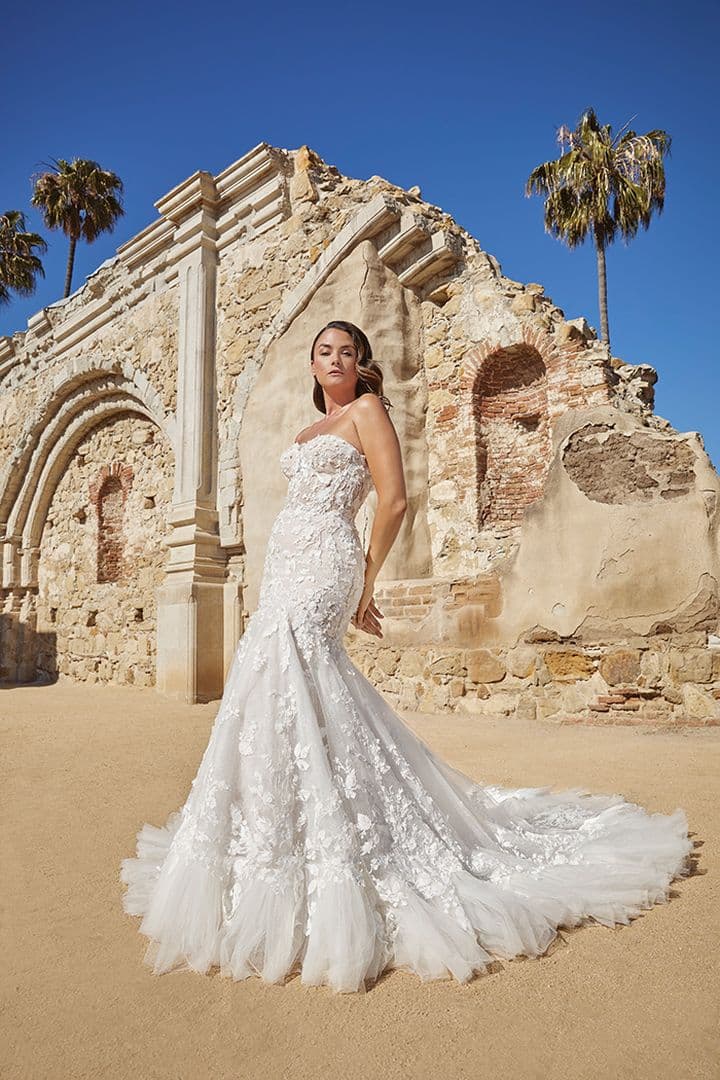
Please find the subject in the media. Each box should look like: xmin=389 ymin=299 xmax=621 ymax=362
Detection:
xmin=525 ymin=107 xmax=671 ymax=349
xmin=0 ymin=210 xmax=48 ymax=307
xmin=31 ymin=158 xmax=124 ymax=299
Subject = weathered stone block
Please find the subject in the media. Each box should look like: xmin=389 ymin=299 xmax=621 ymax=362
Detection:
xmin=599 ymin=649 xmax=641 ymax=686
xmin=377 ymin=650 xmax=399 ymax=675
xmin=424 ymin=346 xmax=444 ymax=369
xmin=514 ymin=693 xmax=537 ymax=722
xmin=429 ymin=652 xmax=466 ymax=676
xmin=506 ymin=646 xmax=536 ymax=679
xmin=397 ymin=648 xmax=425 ymax=673
xmin=681 ymin=683 xmax=720 ymax=721
xmin=466 ymin=649 xmax=506 ymax=683
xmin=511 ymin=293 xmax=536 ymax=314
xmin=543 ymin=650 xmax=595 ymax=680
xmin=640 ymin=649 xmax=664 ymax=683
xmin=669 ymin=648 xmax=713 ymax=684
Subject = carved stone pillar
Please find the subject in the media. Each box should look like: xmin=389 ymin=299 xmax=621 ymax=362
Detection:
xmin=223 ymin=551 xmax=246 ymax=680
xmin=15 ymin=588 xmax=38 ymax=683
xmin=155 ymin=173 xmax=227 ymax=703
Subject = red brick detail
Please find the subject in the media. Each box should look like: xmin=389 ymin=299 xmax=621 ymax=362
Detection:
xmin=465 ymin=344 xmax=552 ymax=528
xmin=437 ymin=405 xmax=458 ymax=424
xmin=462 ymin=326 xmax=582 ymax=383
xmin=373 ymin=574 xmax=501 ymax=619
xmin=89 ymin=463 xmax=134 ymax=584
xmin=454 ymin=326 xmax=614 ymax=531
xmin=462 ymin=328 xmax=612 ymax=409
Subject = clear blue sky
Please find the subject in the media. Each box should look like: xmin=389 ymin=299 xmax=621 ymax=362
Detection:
xmin=3 ymin=0 xmax=719 ymax=465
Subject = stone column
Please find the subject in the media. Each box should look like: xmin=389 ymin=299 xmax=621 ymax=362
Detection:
xmin=0 ymin=586 xmax=21 ymax=680
xmin=155 ymin=173 xmax=227 ymax=703
xmin=223 ymin=551 xmax=246 ymax=680
xmin=15 ymin=589 xmax=38 ymax=683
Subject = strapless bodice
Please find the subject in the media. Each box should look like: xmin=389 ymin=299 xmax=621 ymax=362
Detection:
xmin=279 ymin=432 xmax=374 ymax=521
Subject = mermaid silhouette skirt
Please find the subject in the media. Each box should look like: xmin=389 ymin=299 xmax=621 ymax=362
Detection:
xmin=120 ymin=433 xmax=693 ymax=992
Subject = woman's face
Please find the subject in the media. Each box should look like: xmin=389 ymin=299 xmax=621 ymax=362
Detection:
xmin=311 ymin=328 xmax=359 ymax=396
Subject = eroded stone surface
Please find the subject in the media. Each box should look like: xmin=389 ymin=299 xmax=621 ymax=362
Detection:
xmin=599 ymin=649 xmax=641 ymax=686
xmin=35 ymin=417 xmax=173 ymax=685
xmin=0 ymin=141 xmax=718 ymax=722
xmin=563 ymin=424 xmax=696 ymax=504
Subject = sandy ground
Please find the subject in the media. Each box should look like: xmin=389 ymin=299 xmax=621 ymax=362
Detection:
xmin=1 ymin=681 xmax=718 ymax=1080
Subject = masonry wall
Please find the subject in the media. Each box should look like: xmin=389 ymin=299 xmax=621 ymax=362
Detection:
xmin=35 ymin=416 xmax=173 ymax=685
xmin=1 ymin=141 xmax=718 ymax=723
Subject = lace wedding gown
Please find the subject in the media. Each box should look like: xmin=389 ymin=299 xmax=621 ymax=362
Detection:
xmin=121 ymin=431 xmax=693 ymax=993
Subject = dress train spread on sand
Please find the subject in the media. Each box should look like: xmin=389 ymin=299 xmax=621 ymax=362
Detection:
xmin=120 ymin=432 xmax=693 ymax=992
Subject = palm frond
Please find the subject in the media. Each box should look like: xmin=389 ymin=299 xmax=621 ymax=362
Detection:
xmin=30 ymin=156 xmax=125 ymax=297
xmin=526 ymin=107 xmax=670 ymax=247
xmin=526 ymin=106 xmax=671 ymax=346
xmin=30 ymin=157 xmax=125 ymax=241
xmin=0 ymin=210 xmax=48 ymax=306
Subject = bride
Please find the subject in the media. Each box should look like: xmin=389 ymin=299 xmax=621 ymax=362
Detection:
xmin=121 ymin=320 xmax=693 ymax=993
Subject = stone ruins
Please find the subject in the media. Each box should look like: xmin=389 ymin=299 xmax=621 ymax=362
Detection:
xmin=1 ymin=142 xmax=719 ymax=725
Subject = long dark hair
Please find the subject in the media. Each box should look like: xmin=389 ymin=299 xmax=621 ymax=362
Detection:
xmin=309 ymin=320 xmax=392 ymax=414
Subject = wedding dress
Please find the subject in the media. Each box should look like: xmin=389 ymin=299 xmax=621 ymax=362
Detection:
xmin=120 ymin=431 xmax=693 ymax=993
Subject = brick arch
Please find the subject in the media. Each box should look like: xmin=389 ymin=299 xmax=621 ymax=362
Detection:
xmin=89 ymin=463 xmax=134 ymax=583
xmin=464 ymin=341 xmax=552 ymax=530
xmin=461 ymin=324 xmax=572 ymax=386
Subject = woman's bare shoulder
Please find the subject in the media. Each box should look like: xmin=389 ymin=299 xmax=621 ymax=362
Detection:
xmin=351 ymin=392 xmax=388 ymax=419
xmin=351 ymin=392 xmax=401 ymax=465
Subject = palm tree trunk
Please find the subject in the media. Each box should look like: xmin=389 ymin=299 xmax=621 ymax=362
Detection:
xmin=64 ymin=235 xmax=77 ymax=298
xmin=594 ymin=232 xmax=610 ymax=349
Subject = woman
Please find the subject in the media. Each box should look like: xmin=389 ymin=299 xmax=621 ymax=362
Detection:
xmin=121 ymin=320 xmax=693 ymax=993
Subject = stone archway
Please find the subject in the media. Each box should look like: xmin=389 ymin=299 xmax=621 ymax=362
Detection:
xmin=0 ymin=363 xmax=174 ymax=684
xmin=220 ymin=193 xmax=461 ymax=551
xmin=32 ymin=413 xmax=173 ymax=687
xmin=1 ymin=359 xmax=174 ymax=589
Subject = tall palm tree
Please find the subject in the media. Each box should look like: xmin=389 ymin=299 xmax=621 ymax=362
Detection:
xmin=525 ymin=107 xmax=671 ymax=349
xmin=0 ymin=210 xmax=48 ymax=307
xmin=31 ymin=158 xmax=124 ymax=299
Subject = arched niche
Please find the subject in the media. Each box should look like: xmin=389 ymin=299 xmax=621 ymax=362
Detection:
xmin=91 ymin=464 xmax=135 ymax=583
xmin=473 ymin=344 xmax=551 ymax=529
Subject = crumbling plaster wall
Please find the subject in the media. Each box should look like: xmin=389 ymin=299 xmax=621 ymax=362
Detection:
xmin=1 ymin=140 xmax=718 ymax=723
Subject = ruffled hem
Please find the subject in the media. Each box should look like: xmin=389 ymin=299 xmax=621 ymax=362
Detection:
xmin=120 ymin=799 xmax=692 ymax=993
xmin=120 ymin=604 xmax=693 ymax=993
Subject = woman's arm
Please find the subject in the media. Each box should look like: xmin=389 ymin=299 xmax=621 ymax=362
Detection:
xmin=352 ymin=392 xmax=407 ymax=589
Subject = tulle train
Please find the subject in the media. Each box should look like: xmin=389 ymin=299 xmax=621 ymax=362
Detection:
xmin=120 ymin=607 xmax=693 ymax=993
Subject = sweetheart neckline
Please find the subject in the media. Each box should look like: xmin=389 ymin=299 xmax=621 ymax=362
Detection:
xmin=291 ymin=432 xmax=367 ymax=462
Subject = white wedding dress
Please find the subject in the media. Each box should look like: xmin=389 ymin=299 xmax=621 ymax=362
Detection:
xmin=120 ymin=432 xmax=693 ymax=992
